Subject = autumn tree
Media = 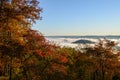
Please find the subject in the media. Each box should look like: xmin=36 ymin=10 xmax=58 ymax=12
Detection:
xmin=0 ymin=0 xmax=42 ymax=79
xmin=85 ymin=39 xmax=120 ymax=80
xmin=0 ymin=0 xmax=42 ymax=52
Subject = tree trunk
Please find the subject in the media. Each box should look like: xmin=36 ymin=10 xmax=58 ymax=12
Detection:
xmin=9 ymin=57 xmax=12 ymax=80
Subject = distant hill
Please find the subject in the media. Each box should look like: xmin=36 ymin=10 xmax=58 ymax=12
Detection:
xmin=72 ymin=39 xmax=95 ymax=44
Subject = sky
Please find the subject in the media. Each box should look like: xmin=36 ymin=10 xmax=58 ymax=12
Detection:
xmin=32 ymin=0 xmax=120 ymax=36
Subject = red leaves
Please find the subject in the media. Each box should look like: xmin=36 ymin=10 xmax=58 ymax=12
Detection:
xmin=34 ymin=50 xmax=44 ymax=58
xmin=60 ymin=56 xmax=68 ymax=63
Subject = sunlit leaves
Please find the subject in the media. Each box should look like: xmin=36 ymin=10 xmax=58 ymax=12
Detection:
xmin=0 ymin=0 xmax=42 ymax=25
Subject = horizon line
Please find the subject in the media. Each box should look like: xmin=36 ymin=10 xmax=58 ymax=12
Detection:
xmin=45 ymin=35 xmax=120 ymax=37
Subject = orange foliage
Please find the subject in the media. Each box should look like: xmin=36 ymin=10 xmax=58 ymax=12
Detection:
xmin=59 ymin=55 xmax=68 ymax=63
xmin=34 ymin=49 xmax=44 ymax=58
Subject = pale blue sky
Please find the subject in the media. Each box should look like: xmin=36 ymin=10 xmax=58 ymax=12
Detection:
xmin=32 ymin=0 xmax=120 ymax=36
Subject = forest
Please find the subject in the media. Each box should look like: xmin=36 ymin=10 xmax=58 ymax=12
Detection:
xmin=0 ymin=0 xmax=120 ymax=80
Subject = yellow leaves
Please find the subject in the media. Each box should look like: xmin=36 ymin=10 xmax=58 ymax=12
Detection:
xmin=13 ymin=68 xmax=21 ymax=74
xmin=5 ymin=19 xmax=27 ymax=44
xmin=12 ymin=58 xmax=22 ymax=74
xmin=14 ymin=37 xmax=25 ymax=45
xmin=8 ymin=19 xmax=27 ymax=34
